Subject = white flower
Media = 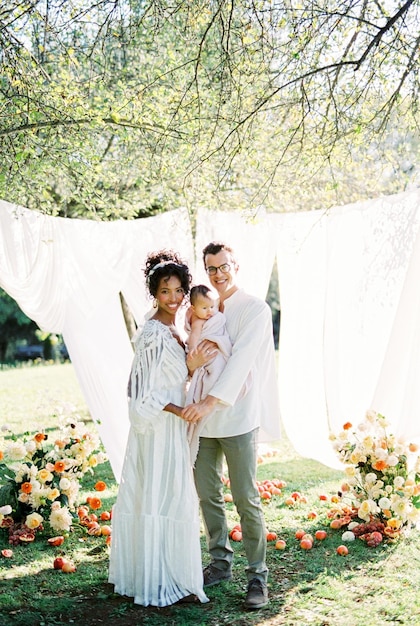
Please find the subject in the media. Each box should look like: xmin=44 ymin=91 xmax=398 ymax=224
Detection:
xmin=394 ymin=476 xmax=405 ymax=489
xmin=0 ymin=505 xmax=12 ymax=515
xmin=378 ymin=497 xmax=391 ymax=510
xmin=6 ymin=441 xmax=27 ymax=461
xmin=358 ymin=499 xmax=379 ymax=521
xmin=364 ymin=473 xmax=378 ymax=484
xmin=25 ymin=440 xmax=36 ymax=454
xmin=26 ymin=512 xmax=44 ymax=529
xmin=59 ymin=477 xmax=71 ymax=491
xmin=386 ymin=455 xmax=399 ymax=467
xmin=49 ymin=505 xmax=72 ymax=532
xmin=348 ymin=521 xmax=360 ymax=530
xmin=341 ymin=531 xmax=355 ymax=542
xmin=365 ymin=410 xmax=378 ymax=423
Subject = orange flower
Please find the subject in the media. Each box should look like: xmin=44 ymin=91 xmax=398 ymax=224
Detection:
xmin=34 ymin=433 xmax=46 ymax=443
xmin=94 ymin=481 xmax=107 ymax=492
xmin=372 ymin=460 xmax=387 ymax=471
xmin=89 ymin=497 xmax=102 ymax=510
xmin=343 ymin=422 xmax=352 ymax=430
xmin=409 ymin=443 xmax=419 ymax=453
xmin=54 ymin=440 xmax=66 ymax=449
xmin=21 ymin=482 xmax=32 ymax=494
xmin=0 ymin=451 xmax=3 ymax=462
xmin=54 ymin=460 xmax=66 ymax=473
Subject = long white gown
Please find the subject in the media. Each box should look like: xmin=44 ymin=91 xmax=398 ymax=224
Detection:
xmin=108 ymin=319 xmax=208 ymax=607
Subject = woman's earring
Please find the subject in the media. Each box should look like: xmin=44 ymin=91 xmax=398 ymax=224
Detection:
xmin=153 ymin=298 xmax=158 ymax=309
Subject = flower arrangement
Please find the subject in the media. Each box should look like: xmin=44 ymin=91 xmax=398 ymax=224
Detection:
xmin=329 ymin=409 xmax=420 ymax=542
xmin=0 ymin=411 xmax=107 ymax=544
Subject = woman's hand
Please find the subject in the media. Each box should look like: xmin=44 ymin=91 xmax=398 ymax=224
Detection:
xmin=186 ymin=340 xmax=218 ymax=373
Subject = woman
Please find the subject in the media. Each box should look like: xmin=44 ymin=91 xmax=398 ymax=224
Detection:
xmin=108 ymin=250 xmax=209 ymax=607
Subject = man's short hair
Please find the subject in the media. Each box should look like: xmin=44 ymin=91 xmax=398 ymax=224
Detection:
xmin=202 ymin=241 xmax=235 ymax=264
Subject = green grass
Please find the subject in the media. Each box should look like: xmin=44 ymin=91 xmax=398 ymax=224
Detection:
xmin=1 ymin=364 xmax=420 ymax=626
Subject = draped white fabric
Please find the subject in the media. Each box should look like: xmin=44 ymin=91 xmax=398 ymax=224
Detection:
xmin=0 ymin=201 xmax=194 ymax=481
xmin=2 ymin=191 xmax=420 ymax=476
xmin=194 ymin=207 xmax=277 ymax=298
xmin=273 ymin=191 xmax=420 ymax=467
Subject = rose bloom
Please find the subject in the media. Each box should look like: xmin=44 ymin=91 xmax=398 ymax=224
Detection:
xmin=0 ymin=505 xmax=12 ymax=515
xmin=351 ymin=450 xmax=368 ymax=465
xmin=378 ymin=497 xmax=391 ymax=510
xmin=38 ymin=469 xmax=54 ymax=483
xmin=358 ymin=499 xmax=379 ymax=521
xmin=364 ymin=473 xmax=378 ymax=484
xmin=54 ymin=460 xmax=66 ymax=473
xmin=25 ymin=440 xmax=37 ymax=454
xmin=88 ymin=455 xmax=98 ymax=468
xmin=21 ymin=482 xmax=33 ymax=494
xmin=59 ymin=477 xmax=71 ymax=491
xmin=386 ymin=455 xmax=399 ymax=467
xmin=18 ymin=493 xmax=29 ymax=503
xmin=403 ymin=484 xmax=415 ymax=497
xmin=47 ymin=487 xmax=60 ymax=501
xmin=394 ymin=476 xmax=405 ymax=489
xmin=49 ymin=505 xmax=73 ymax=532
xmin=6 ymin=441 xmax=27 ymax=461
xmin=344 ymin=466 xmax=356 ymax=477
xmin=365 ymin=410 xmax=378 ymax=423
xmin=372 ymin=460 xmax=388 ymax=471
xmin=26 ymin=512 xmax=44 ymax=529
xmin=362 ymin=436 xmax=374 ymax=451
xmin=372 ymin=447 xmax=387 ymax=461
xmin=341 ymin=531 xmax=355 ymax=542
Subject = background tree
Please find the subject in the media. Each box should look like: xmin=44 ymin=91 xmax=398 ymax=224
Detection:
xmin=0 ymin=0 xmax=418 ymax=220
xmin=0 ymin=288 xmax=39 ymax=361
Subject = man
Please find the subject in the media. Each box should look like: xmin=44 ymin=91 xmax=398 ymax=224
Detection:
xmin=182 ymin=241 xmax=280 ymax=610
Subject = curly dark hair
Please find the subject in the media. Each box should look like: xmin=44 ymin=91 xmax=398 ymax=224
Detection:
xmin=144 ymin=249 xmax=192 ymax=297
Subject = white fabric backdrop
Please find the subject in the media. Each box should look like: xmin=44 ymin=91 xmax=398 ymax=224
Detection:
xmin=273 ymin=190 xmax=420 ymax=467
xmin=2 ymin=191 xmax=420 ymax=478
xmin=0 ymin=201 xmax=194 ymax=481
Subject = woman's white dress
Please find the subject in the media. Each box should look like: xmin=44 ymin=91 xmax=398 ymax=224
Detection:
xmin=108 ymin=319 xmax=208 ymax=607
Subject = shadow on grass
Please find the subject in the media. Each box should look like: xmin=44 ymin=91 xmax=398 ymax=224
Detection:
xmin=0 ymin=536 xmax=402 ymax=626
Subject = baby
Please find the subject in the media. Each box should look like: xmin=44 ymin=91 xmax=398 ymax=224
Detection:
xmin=185 ymin=285 xmax=251 ymax=463
xmin=185 ymin=284 xmax=232 ymax=405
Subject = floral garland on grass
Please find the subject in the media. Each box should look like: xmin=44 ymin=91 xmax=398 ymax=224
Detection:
xmin=329 ymin=409 xmax=420 ymax=545
xmin=0 ymin=412 xmax=107 ymax=545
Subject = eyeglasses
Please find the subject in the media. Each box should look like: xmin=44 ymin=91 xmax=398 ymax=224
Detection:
xmin=205 ymin=263 xmax=231 ymax=276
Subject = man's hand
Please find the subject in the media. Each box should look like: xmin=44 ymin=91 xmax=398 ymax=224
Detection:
xmin=186 ymin=340 xmax=218 ymax=372
xmin=181 ymin=395 xmax=219 ymax=423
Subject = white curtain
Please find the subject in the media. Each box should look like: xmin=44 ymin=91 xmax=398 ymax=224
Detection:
xmin=2 ymin=191 xmax=420 ymax=476
xmin=0 ymin=201 xmax=194 ymax=481
xmin=194 ymin=207 xmax=277 ymax=299
xmin=273 ymin=190 xmax=420 ymax=467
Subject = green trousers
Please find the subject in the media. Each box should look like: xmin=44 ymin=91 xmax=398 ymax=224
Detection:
xmin=193 ymin=428 xmax=268 ymax=582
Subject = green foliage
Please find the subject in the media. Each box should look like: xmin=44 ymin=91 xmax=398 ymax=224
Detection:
xmin=0 ymin=1 xmax=418 ymax=219
xmin=0 ymin=289 xmax=39 ymax=361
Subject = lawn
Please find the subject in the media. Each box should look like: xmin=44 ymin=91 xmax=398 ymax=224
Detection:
xmin=1 ymin=363 xmax=419 ymax=626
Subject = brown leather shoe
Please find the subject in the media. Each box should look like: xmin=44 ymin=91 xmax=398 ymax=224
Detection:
xmin=203 ymin=563 xmax=232 ymax=587
xmin=244 ymin=578 xmax=268 ymax=609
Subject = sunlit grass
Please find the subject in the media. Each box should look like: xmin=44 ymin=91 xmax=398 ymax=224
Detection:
xmin=1 ymin=364 xmax=420 ymax=626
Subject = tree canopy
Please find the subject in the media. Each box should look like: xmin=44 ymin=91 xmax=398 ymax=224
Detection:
xmin=1 ymin=0 xmax=419 ymax=219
